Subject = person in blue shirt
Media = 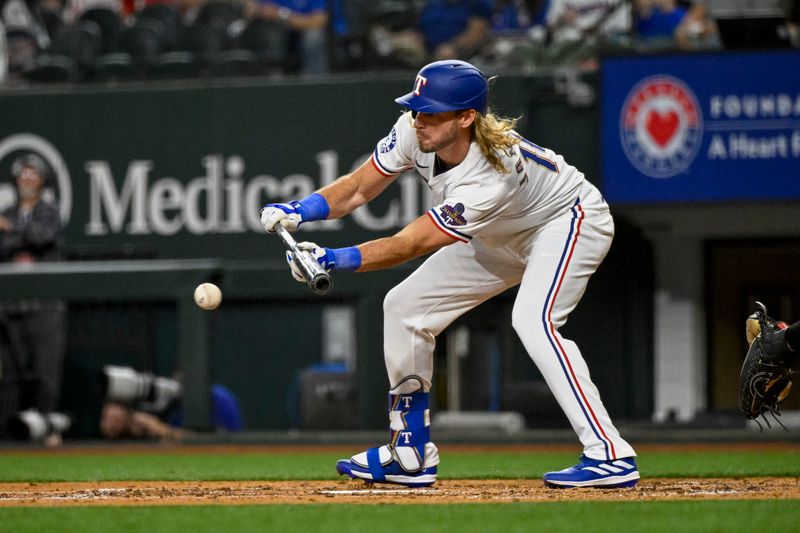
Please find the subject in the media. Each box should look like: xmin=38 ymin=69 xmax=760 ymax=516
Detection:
xmin=491 ymin=0 xmax=549 ymax=33
xmin=417 ymin=0 xmax=493 ymax=60
xmin=634 ymin=0 xmax=688 ymax=45
xmin=371 ymin=0 xmax=492 ymax=67
xmin=255 ymin=0 xmax=329 ymax=74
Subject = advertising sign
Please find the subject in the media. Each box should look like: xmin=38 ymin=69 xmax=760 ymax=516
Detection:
xmin=602 ymin=51 xmax=800 ymax=204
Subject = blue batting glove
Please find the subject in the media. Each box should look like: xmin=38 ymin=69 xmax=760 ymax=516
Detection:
xmin=260 ymin=193 xmax=331 ymax=234
xmin=286 ymin=242 xmax=334 ymax=283
xmin=285 ymin=243 xmax=362 ymax=283
xmin=260 ymin=201 xmax=303 ymax=234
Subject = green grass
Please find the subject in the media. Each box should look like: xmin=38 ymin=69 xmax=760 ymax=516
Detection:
xmin=0 ymin=448 xmax=798 ymax=482
xmin=0 ymin=501 xmax=797 ymax=533
xmin=1 ymin=446 xmax=798 ymax=532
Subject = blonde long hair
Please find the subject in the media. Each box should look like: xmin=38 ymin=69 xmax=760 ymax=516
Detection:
xmin=473 ymin=111 xmax=520 ymax=173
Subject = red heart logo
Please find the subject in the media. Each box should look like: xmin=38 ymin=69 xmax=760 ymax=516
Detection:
xmin=646 ymin=110 xmax=679 ymax=147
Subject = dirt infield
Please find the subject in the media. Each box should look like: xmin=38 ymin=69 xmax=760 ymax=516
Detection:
xmin=1 ymin=478 xmax=799 ymax=507
xmin=1 ymin=443 xmax=798 ymax=507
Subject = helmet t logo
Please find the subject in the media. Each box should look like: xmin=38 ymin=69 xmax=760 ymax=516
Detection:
xmin=413 ymin=75 xmax=428 ymax=96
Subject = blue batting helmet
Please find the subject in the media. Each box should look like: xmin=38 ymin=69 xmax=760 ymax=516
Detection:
xmin=395 ymin=60 xmax=488 ymax=114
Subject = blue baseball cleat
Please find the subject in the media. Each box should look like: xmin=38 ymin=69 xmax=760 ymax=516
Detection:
xmin=543 ymin=455 xmax=639 ymax=488
xmin=336 ymin=443 xmax=439 ymax=488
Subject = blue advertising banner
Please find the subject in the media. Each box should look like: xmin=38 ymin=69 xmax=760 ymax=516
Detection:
xmin=601 ymin=50 xmax=800 ymax=204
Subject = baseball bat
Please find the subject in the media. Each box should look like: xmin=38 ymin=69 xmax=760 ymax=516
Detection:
xmin=274 ymin=224 xmax=333 ymax=295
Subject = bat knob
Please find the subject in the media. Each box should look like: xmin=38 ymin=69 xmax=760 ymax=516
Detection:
xmin=310 ymin=273 xmax=332 ymax=295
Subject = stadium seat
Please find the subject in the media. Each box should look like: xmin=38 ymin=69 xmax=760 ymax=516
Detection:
xmin=196 ymin=0 xmax=246 ymax=39
xmin=137 ymin=4 xmax=180 ymax=50
xmin=79 ymin=7 xmax=122 ymax=53
xmin=149 ymin=51 xmax=199 ymax=79
xmin=236 ymin=18 xmax=287 ymax=69
xmin=40 ymin=8 xmax=65 ymax=42
xmin=177 ymin=23 xmax=222 ymax=67
xmin=50 ymin=20 xmax=103 ymax=74
xmin=22 ymin=54 xmax=77 ymax=83
xmin=115 ymin=21 xmax=163 ymax=68
xmin=211 ymin=48 xmax=263 ymax=77
xmin=93 ymin=52 xmax=137 ymax=81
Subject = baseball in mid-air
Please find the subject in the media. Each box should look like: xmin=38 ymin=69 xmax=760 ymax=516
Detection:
xmin=194 ymin=283 xmax=222 ymax=310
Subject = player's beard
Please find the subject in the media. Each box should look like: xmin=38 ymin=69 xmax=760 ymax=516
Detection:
xmin=417 ymin=121 xmax=460 ymax=153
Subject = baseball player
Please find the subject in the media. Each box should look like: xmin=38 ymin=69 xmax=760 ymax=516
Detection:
xmin=261 ymin=60 xmax=639 ymax=489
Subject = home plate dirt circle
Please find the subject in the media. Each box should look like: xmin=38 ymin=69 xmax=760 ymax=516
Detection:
xmin=1 ymin=478 xmax=798 ymax=507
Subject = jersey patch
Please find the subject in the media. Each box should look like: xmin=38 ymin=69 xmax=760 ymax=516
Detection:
xmin=438 ymin=203 xmax=467 ymax=226
xmin=379 ymin=127 xmax=397 ymax=154
xmin=427 ymin=209 xmax=471 ymax=243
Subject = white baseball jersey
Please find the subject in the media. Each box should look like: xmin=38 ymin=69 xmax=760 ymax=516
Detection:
xmin=371 ymin=112 xmax=605 ymax=251
xmin=371 ymin=112 xmax=635 ymax=462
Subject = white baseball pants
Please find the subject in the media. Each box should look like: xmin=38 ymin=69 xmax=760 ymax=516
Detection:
xmin=382 ymin=200 xmax=636 ymax=461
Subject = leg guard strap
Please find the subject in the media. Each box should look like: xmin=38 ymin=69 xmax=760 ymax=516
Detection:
xmin=366 ymin=447 xmax=385 ymax=482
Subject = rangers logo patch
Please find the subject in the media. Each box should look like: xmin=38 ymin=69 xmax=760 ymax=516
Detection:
xmin=379 ymin=127 xmax=397 ymax=154
xmin=620 ymin=75 xmax=703 ymax=178
xmin=438 ymin=203 xmax=467 ymax=226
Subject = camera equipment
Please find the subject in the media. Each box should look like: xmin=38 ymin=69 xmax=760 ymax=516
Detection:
xmin=7 ymin=409 xmax=71 ymax=441
xmin=102 ymin=366 xmax=182 ymax=413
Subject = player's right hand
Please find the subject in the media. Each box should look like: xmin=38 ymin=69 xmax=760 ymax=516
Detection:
xmin=286 ymin=242 xmax=334 ymax=282
xmin=260 ymin=201 xmax=303 ymax=233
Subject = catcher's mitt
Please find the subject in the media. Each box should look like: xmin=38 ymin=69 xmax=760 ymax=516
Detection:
xmin=738 ymin=302 xmax=795 ymax=428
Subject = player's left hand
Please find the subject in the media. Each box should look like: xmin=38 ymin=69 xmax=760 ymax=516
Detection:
xmin=285 ymin=242 xmax=335 ymax=282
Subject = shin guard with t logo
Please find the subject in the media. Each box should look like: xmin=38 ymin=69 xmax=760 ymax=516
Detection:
xmin=388 ymin=391 xmax=430 ymax=471
xmin=335 ymin=389 xmax=439 ymax=487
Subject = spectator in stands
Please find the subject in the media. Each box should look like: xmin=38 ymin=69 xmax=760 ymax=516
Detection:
xmin=326 ymin=0 xmax=373 ymax=71
xmin=784 ymin=0 xmax=800 ymax=47
xmin=477 ymin=0 xmax=550 ymax=71
xmin=539 ymin=0 xmax=632 ymax=71
xmin=673 ymin=1 xmax=720 ymax=49
xmin=418 ymin=0 xmax=492 ymax=60
xmin=63 ymin=0 xmax=120 ymax=24
xmin=633 ymin=0 xmax=688 ymax=48
xmin=252 ymin=0 xmax=329 ymax=75
xmin=370 ymin=0 xmax=492 ymax=68
xmin=545 ymin=0 xmax=631 ymax=44
xmin=788 ymin=0 xmax=799 ymax=46
xmin=0 ymin=153 xmax=67 ymax=446
xmin=492 ymin=0 xmax=549 ymax=33
xmin=1 ymin=0 xmax=51 ymax=47
xmin=1 ymin=0 xmax=52 ymax=77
